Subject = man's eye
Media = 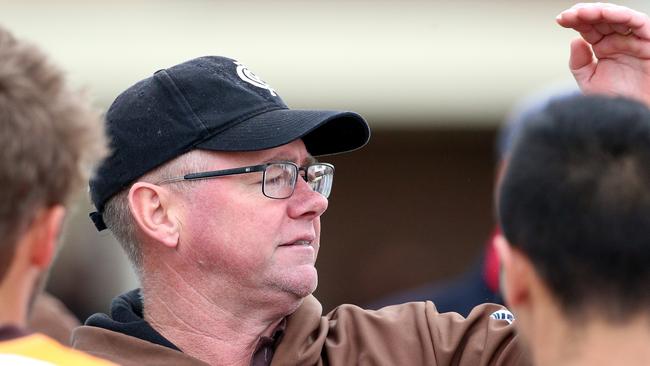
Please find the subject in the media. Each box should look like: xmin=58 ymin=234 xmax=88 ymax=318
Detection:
xmin=265 ymin=165 xmax=288 ymax=181
xmin=266 ymin=175 xmax=283 ymax=184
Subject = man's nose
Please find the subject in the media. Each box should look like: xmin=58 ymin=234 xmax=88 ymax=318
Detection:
xmin=287 ymin=177 xmax=328 ymax=220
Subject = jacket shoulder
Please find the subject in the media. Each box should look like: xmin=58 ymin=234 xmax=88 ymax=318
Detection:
xmin=72 ymin=325 xmax=209 ymax=366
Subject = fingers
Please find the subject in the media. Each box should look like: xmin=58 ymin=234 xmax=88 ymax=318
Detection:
xmin=569 ymin=38 xmax=596 ymax=88
xmin=595 ymin=33 xmax=650 ymax=59
xmin=557 ymin=3 xmax=650 ymax=42
xmin=602 ymin=6 xmax=650 ymax=38
xmin=610 ymin=23 xmax=632 ymax=35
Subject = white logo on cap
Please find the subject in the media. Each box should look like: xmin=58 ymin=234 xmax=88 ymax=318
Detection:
xmin=234 ymin=61 xmax=277 ymax=96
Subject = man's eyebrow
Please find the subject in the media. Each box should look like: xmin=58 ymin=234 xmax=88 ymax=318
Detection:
xmin=262 ymin=155 xmax=318 ymax=165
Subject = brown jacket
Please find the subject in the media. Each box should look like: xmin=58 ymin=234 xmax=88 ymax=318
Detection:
xmin=72 ymin=295 xmax=529 ymax=366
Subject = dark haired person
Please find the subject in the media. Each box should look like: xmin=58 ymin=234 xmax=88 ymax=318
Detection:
xmin=497 ymin=94 xmax=650 ymax=366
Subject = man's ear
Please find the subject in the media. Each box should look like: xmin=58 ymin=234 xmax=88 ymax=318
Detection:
xmin=128 ymin=182 xmax=181 ymax=248
xmin=494 ymin=233 xmax=534 ymax=309
xmin=28 ymin=205 xmax=65 ymax=269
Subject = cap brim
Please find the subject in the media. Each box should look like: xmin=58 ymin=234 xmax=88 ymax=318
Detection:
xmin=195 ymin=108 xmax=370 ymax=156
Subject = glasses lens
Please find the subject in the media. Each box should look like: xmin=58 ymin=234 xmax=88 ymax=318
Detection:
xmin=307 ymin=164 xmax=334 ymax=198
xmin=263 ymin=163 xmax=297 ymax=199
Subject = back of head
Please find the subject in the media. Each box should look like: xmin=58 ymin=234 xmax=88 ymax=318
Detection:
xmin=498 ymin=94 xmax=650 ymax=321
xmin=496 ymin=84 xmax=580 ymax=161
xmin=0 ymin=26 xmax=106 ymax=281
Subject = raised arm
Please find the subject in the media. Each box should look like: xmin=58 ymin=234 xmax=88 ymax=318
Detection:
xmin=557 ymin=3 xmax=650 ymax=106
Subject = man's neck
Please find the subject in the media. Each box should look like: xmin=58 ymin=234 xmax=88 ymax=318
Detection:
xmin=141 ymin=277 xmax=299 ymax=366
xmin=534 ymin=314 xmax=650 ymax=366
xmin=0 ymin=264 xmax=34 ymax=328
xmin=0 ymin=290 xmax=25 ymax=328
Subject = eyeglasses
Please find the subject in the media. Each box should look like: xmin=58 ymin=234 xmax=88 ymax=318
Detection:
xmin=156 ymin=162 xmax=335 ymax=199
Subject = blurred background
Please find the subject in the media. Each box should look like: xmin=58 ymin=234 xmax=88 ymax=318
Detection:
xmin=2 ymin=0 xmax=649 ymax=320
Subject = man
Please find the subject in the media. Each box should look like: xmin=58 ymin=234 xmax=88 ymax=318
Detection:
xmin=0 ymin=26 xmax=114 ymax=365
xmin=72 ymin=59 xmax=525 ymax=366
xmin=496 ymin=94 xmax=650 ymax=366
xmin=72 ymin=3 xmax=650 ymax=366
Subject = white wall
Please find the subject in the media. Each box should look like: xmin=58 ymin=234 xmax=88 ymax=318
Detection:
xmin=2 ymin=0 xmax=648 ymax=127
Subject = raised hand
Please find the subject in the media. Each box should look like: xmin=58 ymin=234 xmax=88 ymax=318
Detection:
xmin=557 ymin=3 xmax=650 ymax=106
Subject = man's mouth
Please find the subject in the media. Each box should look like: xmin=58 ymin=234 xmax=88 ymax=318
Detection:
xmin=280 ymin=239 xmax=313 ymax=247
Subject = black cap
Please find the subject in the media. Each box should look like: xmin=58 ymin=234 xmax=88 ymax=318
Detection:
xmin=89 ymin=56 xmax=370 ymax=231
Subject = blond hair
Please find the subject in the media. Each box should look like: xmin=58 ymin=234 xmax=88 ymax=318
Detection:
xmin=0 ymin=26 xmax=107 ymax=279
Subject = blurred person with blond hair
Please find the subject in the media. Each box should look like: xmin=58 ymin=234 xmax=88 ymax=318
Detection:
xmin=0 ymin=26 xmax=115 ymax=365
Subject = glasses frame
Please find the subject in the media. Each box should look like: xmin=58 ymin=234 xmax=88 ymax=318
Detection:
xmin=155 ymin=161 xmax=335 ymax=199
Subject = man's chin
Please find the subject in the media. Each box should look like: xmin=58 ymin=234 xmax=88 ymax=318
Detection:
xmin=292 ymin=280 xmax=318 ymax=299
xmin=280 ymin=266 xmax=318 ymax=299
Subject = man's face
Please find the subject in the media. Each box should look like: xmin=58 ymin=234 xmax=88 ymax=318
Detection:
xmin=172 ymin=139 xmax=328 ymax=304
